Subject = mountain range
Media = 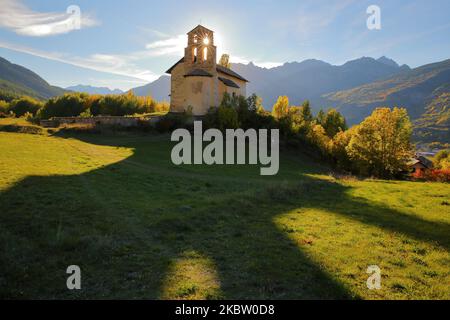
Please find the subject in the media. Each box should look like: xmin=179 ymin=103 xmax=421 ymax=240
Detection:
xmin=0 ymin=57 xmax=65 ymax=100
xmin=0 ymin=55 xmax=448 ymax=145
xmin=124 ymin=55 xmax=418 ymax=118
xmin=130 ymin=75 xmax=171 ymax=102
xmin=129 ymin=56 xmax=448 ymax=145
xmin=65 ymin=85 xmax=123 ymax=95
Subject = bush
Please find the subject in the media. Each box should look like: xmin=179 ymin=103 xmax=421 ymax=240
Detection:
xmin=37 ymin=92 xmax=168 ymax=119
xmin=413 ymin=169 xmax=450 ymax=182
xmin=433 ymin=150 xmax=450 ymax=170
xmin=38 ymin=93 xmax=89 ymax=119
xmin=0 ymin=100 xmax=8 ymax=118
xmin=8 ymin=97 xmax=43 ymax=117
xmin=155 ymin=112 xmax=192 ymax=133
xmin=0 ymin=124 xmax=43 ymax=135
xmin=216 ymin=105 xmax=239 ymax=131
xmin=0 ymin=100 xmax=8 ymax=112
xmin=93 ymin=92 xmax=150 ymax=116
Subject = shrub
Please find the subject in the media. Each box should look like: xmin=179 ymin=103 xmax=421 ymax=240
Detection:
xmin=0 ymin=100 xmax=8 ymax=112
xmin=38 ymin=93 xmax=89 ymax=119
xmin=0 ymin=100 xmax=8 ymax=118
xmin=433 ymin=150 xmax=450 ymax=170
xmin=0 ymin=124 xmax=43 ymax=135
xmin=91 ymin=92 xmax=159 ymax=116
xmin=79 ymin=109 xmax=92 ymax=118
xmin=37 ymin=92 xmax=165 ymax=119
xmin=9 ymin=97 xmax=43 ymax=117
xmin=216 ymin=105 xmax=239 ymax=131
xmin=413 ymin=169 xmax=450 ymax=182
xmin=155 ymin=112 xmax=192 ymax=133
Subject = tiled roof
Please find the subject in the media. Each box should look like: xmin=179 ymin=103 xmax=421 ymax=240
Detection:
xmin=218 ymin=77 xmax=240 ymax=88
xmin=166 ymin=58 xmax=248 ymax=82
xmin=184 ymin=69 xmax=213 ymax=77
xmin=216 ymin=65 xmax=248 ymax=82
xmin=408 ymin=156 xmax=433 ymax=168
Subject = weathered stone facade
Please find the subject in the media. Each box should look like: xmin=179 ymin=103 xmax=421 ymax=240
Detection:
xmin=166 ymin=25 xmax=248 ymax=116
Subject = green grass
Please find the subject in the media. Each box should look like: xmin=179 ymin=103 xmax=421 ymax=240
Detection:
xmin=0 ymin=120 xmax=449 ymax=299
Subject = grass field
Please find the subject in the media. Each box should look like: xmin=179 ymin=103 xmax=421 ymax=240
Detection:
xmin=0 ymin=119 xmax=449 ymax=299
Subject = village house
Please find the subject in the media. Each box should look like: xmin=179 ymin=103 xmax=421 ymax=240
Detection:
xmin=408 ymin=155 xmax=433 ymax=174
xmin=166 ymin=25 xmax=248 ymax=116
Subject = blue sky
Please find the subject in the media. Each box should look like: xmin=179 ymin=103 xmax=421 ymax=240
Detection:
xmin=0 ymin=0 xmax=449 ymax=90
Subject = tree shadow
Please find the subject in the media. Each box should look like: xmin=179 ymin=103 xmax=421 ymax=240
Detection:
xmin=0 ymin=131 xmax=448 ymax=299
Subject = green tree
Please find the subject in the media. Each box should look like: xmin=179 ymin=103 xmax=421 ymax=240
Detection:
xmin=322 ymin=109 xmax=347 ymax=138
xmin=9 ymin=97 xmax=43 ymax=117
xmin=300 ymin=100 xmax=313 ymax=123
xmin=316 ymin=109 xmax=326 ymax=125
xmin=346 ymin=107 xmax=413 ymax=178
xmin=247 ymin=93 xmax=264 ymax=113
xmin=38 ymin=93 xmax=89 ymax=119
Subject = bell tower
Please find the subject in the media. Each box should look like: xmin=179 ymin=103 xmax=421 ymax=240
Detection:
xmin=184 ymin=25 xmax=217 ymax=74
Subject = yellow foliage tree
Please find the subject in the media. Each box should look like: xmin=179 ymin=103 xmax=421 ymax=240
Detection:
xmin=271 ymin=96 xmax=289 ymax=119
xmin=346 ymin=107 xmax=413 ymax=177
xmin=219 ymin=54 xmax=231 ymax=69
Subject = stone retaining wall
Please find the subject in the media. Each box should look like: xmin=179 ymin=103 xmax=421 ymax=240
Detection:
xmin=40 ymin=116 xmax=161 ymax=128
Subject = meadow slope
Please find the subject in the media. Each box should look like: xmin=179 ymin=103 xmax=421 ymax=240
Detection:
xmin=0 ymin=123 xmax=449 ymax=299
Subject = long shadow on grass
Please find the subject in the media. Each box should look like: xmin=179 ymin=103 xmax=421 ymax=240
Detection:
xmin=0 ymin=131 xmax=448 ymax=299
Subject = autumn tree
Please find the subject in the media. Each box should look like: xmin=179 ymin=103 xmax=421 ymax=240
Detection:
xmin=271 ymin=96 xmax=289 ymax=119
xmin=307 ymin=124 xmax=330 ymax=156
xmin=219 ymin=54 xmax=231 ymax=68
xmin=346 ymin=107 xmax=413 ymax=178
xmin=433 ymin=150 xmax=450 ymax=169
xmin=330 ymin=126 xmax=357 ymax=171
xmin=9 ymin=96 xmax=43 ymax=117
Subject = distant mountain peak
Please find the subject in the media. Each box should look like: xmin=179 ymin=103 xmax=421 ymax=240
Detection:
xmin=377 ymin=56 xmax=400 ymax=68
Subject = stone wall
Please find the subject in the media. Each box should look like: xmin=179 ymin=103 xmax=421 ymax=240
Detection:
xmin=40 ymin=116 xmax=161 ymax=128
xmin=170 ymin=62 xmax=186 ymax=113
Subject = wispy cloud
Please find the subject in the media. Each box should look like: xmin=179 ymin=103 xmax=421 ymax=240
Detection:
xmin=0 ymin=0 xmax=98 ymax=36
xmin=145 ymin=34 xmax=187 ymax=56
xmin=0 ymin=41 xmax=158 ymax=83
xmin=0 ymin=25 xmax=281 ymax=88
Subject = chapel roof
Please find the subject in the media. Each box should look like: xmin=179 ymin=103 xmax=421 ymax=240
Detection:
xmin=165 ymin=57 xmax=249 ymax=82
xmin=218 ymin=76 xmax=240 ymax=88
xmin=184 ymin=69 xmax=213 ymax=77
